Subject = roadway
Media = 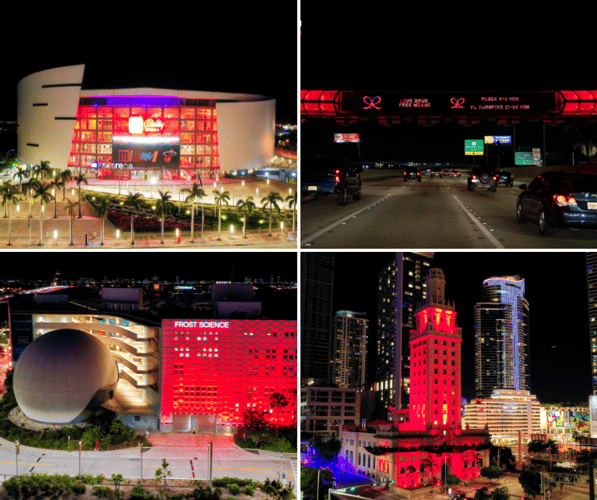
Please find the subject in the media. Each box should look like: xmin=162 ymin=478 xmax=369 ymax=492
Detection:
xmin=0 ymin=435 xmax=297 ymax=495
xmin=301 ymin=171 xmax=597 ymax=249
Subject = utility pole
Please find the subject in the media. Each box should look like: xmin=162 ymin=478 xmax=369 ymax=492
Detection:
xmin=15 ymin=440 xmax=19 ymax=478
xmin=208 ymin=441 xmax=213 ymax=487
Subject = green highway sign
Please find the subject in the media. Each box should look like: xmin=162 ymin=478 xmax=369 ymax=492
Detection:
xmin=465 ymin=140 xmax=484 ymax=155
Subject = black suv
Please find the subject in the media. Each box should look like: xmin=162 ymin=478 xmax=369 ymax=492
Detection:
xmin=302 ymin=156 xmax=362 ymax=206
xmin=467 ymin=167 xmax=497 ymax=192
xmin=403 ymin=166 xmax=421 ymax=182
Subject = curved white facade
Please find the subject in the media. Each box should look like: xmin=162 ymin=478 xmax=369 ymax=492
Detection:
xmin=17 ymin=65 xmax=85 ymax=170
xmin=13 ymin=329 xmax=119 ymax=423
xmin=17 ymin=64 xmax=276 ymax=173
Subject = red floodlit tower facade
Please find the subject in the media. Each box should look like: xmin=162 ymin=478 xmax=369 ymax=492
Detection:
xmin=355 ymin=268 xmax=490 ymax=491
xmin=161 ymin=319 xmax=297 ymax=431
xmin=408 ymin=268 xmax=462 ymax=432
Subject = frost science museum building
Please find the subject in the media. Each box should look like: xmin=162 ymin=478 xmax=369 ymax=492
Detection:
xmin=17 ymin=64 xmax=276 ymax=180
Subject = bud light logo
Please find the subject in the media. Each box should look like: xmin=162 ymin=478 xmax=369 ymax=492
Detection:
xmin=174 ymin=320 xmax=230 ymax=329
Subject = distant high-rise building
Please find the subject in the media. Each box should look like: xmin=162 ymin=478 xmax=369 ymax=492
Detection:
xmin=375 ymin=252 xmax=434 ymax=417
xmin=587 ymin=253 xmax=597 ymax=393
xmin=331 ymin=311 xmax=368 ymax=390
xmin=301 ymin=253 xmax=334 ymax=386
xmin=474 ymin=275 xmax=530 ymax=399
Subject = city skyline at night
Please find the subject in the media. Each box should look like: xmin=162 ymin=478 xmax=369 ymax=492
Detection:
xmin=322 ymin=251 xmax=591 ymax=405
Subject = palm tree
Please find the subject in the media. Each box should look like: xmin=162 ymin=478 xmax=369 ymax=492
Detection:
xmin=0 ymin=181 xmax=15 ymax=218
xmin=237 ymin=196 xmax=256 ymax=238
xmin=49 ymin=176 xmax=65 ymax=218
xmin=34 ymin=160 xmax=53 ymax=181
xmin=12 ymin=167 xmax=28 ymax=197
xmin=32 ymin=181 xmax=54 ymax=246
xmin=21 ymin=177 xmax=36 ymax=226
xmin=74 ymin=173 xmax=88 ymax=218
xmin=286 ymin=191 xmax=298 ymax=233
xmin=212 ymin=189 xmax=230 ymax=240
xmin=261 ymin=191 xmax=283 ymax=236
xmin=64 ymin=200 xmax=79 ymax=246
xmin=93 ymin=196 xmax=114 ymax=246
xmin=124 ymin=192 xmax=145 ymax=246
xmin=269 ymin=392 xmax=288 ymax=435
xmin=2 ymin=185 xmax=20 ymax=246
xmin=59 ymin=169 xmax=73 ymax=200
xmin=155 ymin=190 xmax=175 ymax=244
xmin=182 ymin=182 xmax=206 ymax=243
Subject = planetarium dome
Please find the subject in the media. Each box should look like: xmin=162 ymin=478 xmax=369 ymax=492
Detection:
xmin=13 ymin=329 xmax=119 ymax=424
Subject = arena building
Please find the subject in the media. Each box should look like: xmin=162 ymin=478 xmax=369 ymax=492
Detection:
xmin=7 ymin=288 xmax=297 ymax=431
xmin=17 ymin=64 xmax=276 ymax=181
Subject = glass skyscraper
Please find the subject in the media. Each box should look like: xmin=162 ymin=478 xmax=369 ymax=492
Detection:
xmin=474 ymin=276 xmax=530 ymax=399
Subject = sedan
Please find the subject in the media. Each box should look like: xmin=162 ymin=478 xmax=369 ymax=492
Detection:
xmin=517 ymin=171 xmax=597 ymax=236
xmin=495 ymin=170 xmax=513 ymax=187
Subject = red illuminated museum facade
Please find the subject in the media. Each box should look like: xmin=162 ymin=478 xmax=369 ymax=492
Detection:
xmin=348 ymin=269 xmax=490 ymax=492
xmin=160 ymin=319 xmax=297 ymax=429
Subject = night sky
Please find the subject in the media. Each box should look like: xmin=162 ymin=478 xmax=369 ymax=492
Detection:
xmin=301 ymin=4 xmax=597 ymax=162
xmin=0 ymin=251 xmax=297 ymax=284
xmin=328 ymin=251 xmax=592 ymax=406
xmin=0 ymin=4 xmax=297 ymax=124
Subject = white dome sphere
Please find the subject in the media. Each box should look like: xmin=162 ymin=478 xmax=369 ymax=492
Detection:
xmin=13 ymin=329 xmax=119 ymax=423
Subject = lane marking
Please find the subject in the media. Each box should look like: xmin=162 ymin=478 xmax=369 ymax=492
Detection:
xmin=452 ymin=195 xmax=504 ymax=248
xmin=302 ymin=195 xmax=393 ymax=246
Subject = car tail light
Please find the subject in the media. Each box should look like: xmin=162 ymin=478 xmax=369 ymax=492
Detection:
xmin=335 ymin=169 xmax=341 ymax=183
xmin=553 ymin=194 xmax=577 ymax=206
xmin=471 ymin=175 xmax=477 ymax=180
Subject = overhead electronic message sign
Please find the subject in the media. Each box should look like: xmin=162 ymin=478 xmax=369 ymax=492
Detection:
xmin=465 ymin=140 xmax=484 ymax=155
xmin=340 ymin=92 xmax=543 ymax=115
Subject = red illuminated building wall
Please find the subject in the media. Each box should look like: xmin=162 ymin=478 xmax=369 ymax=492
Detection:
xmin=161 ymin=319 xmax=297 ymax=427
xmin=69 ymin=97 xmax=220 ymax=180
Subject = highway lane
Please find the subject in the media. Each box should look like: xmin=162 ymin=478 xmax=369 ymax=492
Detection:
xmin=301 ymin=174 xmax=597 ymax=248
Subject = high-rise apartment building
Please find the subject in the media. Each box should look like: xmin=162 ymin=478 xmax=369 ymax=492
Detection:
xmin=474 ymin=276 xmax=530 ymax=399
xmin=301 ymin=253 xmax=334 ymax=386
xmin=331 ymin=311 xmax=368 ymax=390
xmin=375 ymin=252 xmax=434 ymax=417
xmin=587 ymin=253 xmax=597 ymax=393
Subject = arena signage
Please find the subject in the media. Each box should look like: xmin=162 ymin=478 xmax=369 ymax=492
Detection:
xmin=173 ymin=320 xmax=230 ymax=329
xmin=129 ymin=116 xmax=165 ymax=134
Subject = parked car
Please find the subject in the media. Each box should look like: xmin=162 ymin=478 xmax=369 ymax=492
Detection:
xmin=517 ymin=171 xmax=597 ymax=236
xmin=467 ymin=167 xmax=497 ymax=192
xmin=302 ymin=156 xmax=362 ymax=206
xmin=496 ymin=170 xmax=514 ymax=187
xmin=403 ymin=166 xmax=422 ymax=182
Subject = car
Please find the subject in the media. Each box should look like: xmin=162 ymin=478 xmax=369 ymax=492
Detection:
xmin=467 ymin=167 xmax=497 ymax=192
xmin=449 ymin=169 xmax=461 ymax=177
xmin=302 ymin=156 xmax=362 ymax=206
xmin=496 ymin=170 xmax=514 ymax=187
xmin=517 ymin=171 xmax=597 ymax=236
xmin=429 ymin=166 xmax=443 ymax=178
xmin=403 ymin=166 xmax=421 ymax=182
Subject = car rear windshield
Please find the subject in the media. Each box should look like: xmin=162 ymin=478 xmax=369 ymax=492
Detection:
xmin=552 ymin=175 xmax=597 ymax=191
xmin=304 ymin=157 xmax=345 ymax=172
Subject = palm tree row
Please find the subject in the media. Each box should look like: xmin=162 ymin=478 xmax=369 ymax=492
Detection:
xmin=0 ymin=179 xmax=56 ymax=246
